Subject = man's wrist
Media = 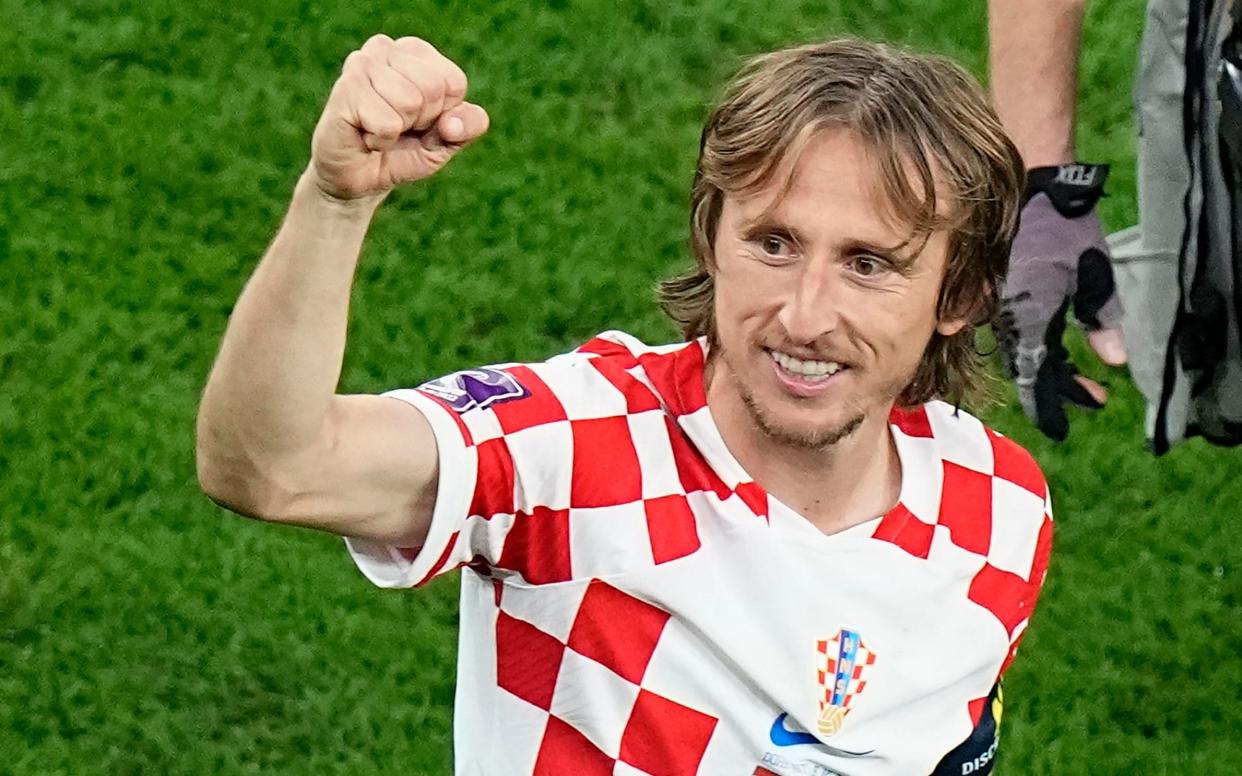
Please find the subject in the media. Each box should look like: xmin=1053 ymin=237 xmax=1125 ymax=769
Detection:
xmin=1023 ymin=162 xmax=1109 ymax=217
xmin=280 ymin=171 xmax=386 ymax=256
xmin=1017 ymin=142 xmax=1075 ymax=171
xmin=296 ymin=169 xmax=388 ymax=220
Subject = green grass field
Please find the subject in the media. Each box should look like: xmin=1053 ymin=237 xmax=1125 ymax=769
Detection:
xmin=3 ymin=0 xmax=1241 ymax=773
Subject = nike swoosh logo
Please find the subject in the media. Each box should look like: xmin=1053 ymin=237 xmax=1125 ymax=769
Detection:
xmin=768 ymin=714 xmax=875 ymax=757
xmin=770 ymin=713 xmax=821 ymax=746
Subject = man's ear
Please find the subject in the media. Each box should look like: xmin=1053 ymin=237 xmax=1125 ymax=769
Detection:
xmin=935 ymin=316 xmax=969 ymax=337
xmin=935 ymin=280 xmax=991 ymax=337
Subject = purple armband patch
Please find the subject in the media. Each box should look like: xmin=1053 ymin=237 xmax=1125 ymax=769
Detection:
xmin=418 ymin=368 xmax=530 ymax=413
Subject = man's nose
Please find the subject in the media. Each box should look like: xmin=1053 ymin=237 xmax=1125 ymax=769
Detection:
xmin=775 ymin=263 xmax=842 ymax=344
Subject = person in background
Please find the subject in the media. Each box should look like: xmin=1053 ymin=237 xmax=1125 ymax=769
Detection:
xmin=988 ymin=0 xmax=1129 ymax=442
xmin=993 ymin=0 xmax=1242 ymax=451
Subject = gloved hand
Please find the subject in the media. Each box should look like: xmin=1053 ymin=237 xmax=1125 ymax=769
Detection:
xmin=995 ymin=163 xmax=1127 ymax=441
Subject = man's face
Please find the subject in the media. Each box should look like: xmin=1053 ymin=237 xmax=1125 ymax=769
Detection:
xmin=708 ymin=129 xmax=966 ymax=449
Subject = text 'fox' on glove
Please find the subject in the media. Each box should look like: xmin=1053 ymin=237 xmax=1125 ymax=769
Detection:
xmin=995 ymin=162 xmax=1127 ymax=441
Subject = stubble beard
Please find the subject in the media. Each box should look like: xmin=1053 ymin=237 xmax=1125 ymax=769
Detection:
xmin=738 ymin=383 xmax=866 ymax=450
xmin=723 ymin=343 xmax=912 ymax=452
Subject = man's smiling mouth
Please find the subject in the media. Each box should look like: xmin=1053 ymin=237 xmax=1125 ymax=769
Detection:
xmin=767 ymin=348 xmax=850 ymax=385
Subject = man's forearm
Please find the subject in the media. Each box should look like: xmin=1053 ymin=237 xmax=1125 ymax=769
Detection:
xmin=196 ymin=173 xmax=384 ymax=506
xmin=988 ymin=0 xmax=1088 ymax=168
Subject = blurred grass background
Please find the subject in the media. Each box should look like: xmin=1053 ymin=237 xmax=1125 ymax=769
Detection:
xmin=3 ymin=0 xmax=1240 ymax=773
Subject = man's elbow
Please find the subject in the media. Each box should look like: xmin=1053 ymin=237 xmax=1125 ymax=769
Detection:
xmin=196 ymin=447 xmax=261 ymax=518
xmin=195 ymin=444 xmax=301 ymax=523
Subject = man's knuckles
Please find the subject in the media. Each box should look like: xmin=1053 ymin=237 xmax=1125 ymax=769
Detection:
xmin=337 ymin=73 xmax=441 ymax=137
xmin=369 ymin=67 xmax=427 ymax=118
xmin=360 ymin=33 xmax=395 ymax=58
xmin=352 ymin=89 xmax=403 ymax=137
xmin=436 ymin=60 xmax=468 ymax=101
xmin=342 ymin=50 xmax=372 ymax=75
xmin=392 ymin=36 xmax=438 ymax=56
xmin=385 ymin=56 xmax=454 ymax=103
xmin=359 ymin=110 xmax=403 ymax=139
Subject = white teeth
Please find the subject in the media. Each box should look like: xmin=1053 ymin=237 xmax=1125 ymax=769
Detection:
xmin=770 ymin=350 xmax=842 ymax=379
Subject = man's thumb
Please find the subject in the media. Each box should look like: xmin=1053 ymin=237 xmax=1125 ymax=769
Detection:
xmin=436 ymin=102 xmax=490 ymax=146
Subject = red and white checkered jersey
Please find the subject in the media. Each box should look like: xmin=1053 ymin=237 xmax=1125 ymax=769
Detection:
xmin=345 ymin=331 xmax=1053 ymax=776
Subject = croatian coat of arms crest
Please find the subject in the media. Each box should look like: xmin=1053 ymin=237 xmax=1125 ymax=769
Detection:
xmin=815 ymin=628 xmax=877 ymax=736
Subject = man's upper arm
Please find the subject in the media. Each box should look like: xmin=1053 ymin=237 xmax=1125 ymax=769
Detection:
xmin=275 ymin=393 xmax=441 ymax=546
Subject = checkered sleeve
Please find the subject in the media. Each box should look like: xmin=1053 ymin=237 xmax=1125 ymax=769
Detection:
xmin=345 ymin=338 xmax=674 ymax=589
xmin=995 ymin=486 xmax=1053 ymax=677
xmin=344 ymin=385 xmax=485 ymax=589
xmin=969 ymin=428 xmax=1056 ymax=678
xmin=345 ymin=358 xmax=582 ymax=588
xmin=903 ymin=405 xmax=1060 ymax=755
xmin=909 ymin=404 xmax=1056 ymax=680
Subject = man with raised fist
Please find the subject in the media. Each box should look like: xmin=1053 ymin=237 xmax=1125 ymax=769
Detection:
xmin=197 ymin=34 xmax=1050 ymax=775
xmin=308 ymin=35 xmax=490 ymax=201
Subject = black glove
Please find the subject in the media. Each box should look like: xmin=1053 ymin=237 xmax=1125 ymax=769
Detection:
xmin=995 ymin=163 xmax=1126 ymax=441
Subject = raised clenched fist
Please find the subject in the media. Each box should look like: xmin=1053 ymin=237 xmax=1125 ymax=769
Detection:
xmin=308 ymin=34 xmax=489 ymax=201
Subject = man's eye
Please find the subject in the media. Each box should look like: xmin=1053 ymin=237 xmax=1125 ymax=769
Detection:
xmin=761 ymin=235 xmax=790 ymax=256
xmin=851 ymin=255 xmax=886 ymax=277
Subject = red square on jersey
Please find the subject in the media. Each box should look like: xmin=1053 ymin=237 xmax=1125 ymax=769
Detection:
xmin=471 ymin=437 xmax=516 ymax=519
xmin=567 ymin=580 xmax=670 ymax=684
xmin=734 ymin=481 xmax=769 ymax=521
xmin=618 ymin=689 xmax=718 ymax=776
xmin=492 ymin=366 xmax=568 ymax=434
xmin=587 ymin=356 xmax=663 ymax=413
xmin=987 ymin=429 xmax=1046 ymax=498
xmin=575 ymin=336 xmax=640 ymax=367
xmin=498 ymin=507 xmax=572 ymax=584
xmin=938 ymin=462 xmax=993 ymax=556
xmin=496 ymin=612 xmax=567 ymax=711
xmin=968 ymin=562 xmax=1032 ymax=638
xmin=570 ymin=416 xmax=643 ymax=508
xmin=663 ymin=416 xmax=730 ymax=500
xmin=639 ymin=345 xmax=707 ymax=417
xmin=873 ymin=503 xmax=933 ymax=559
xmin=644 ymin=494 xmax=701 ymax=564
xmin=532 ymin=716 xmax=615 ymax=776
xmin=890 ymin=404 xmax=934 ymax=437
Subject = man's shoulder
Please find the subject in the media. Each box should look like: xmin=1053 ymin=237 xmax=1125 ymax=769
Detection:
xmin=525 ymin=330 xmax=707 ymax=418
xmin=894 ymin=401 xmax=1047 ymax=497
xmin=411 ymin=331 xmax=704 ymax=442
xmin=568 ymin=330 xmax=701 ymax=369
xmin=890 ymin=401 xmax=1050 ymax=572
xmin=887 ymin=403 xmax=1052 ymax=644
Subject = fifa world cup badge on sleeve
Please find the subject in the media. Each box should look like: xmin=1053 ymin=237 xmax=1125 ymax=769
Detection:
xmin=418 ymin=368 xmax=529 ymax=413
xmin=815 ymin=628 xmax=877 ymax=736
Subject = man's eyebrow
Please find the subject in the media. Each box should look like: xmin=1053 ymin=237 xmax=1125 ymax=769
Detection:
xmin=737 ymin=215 xmax=805 ymax=243
xmin=738 ymin=213 xmax=928 ymax=271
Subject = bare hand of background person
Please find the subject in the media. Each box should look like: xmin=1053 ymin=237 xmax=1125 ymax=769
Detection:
xmin=308 ymin=34 xmax=490 ymax=202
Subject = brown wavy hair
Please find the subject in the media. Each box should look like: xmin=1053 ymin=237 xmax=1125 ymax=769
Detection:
xmin=659 ymin=38 xmax=1024 ymax=407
